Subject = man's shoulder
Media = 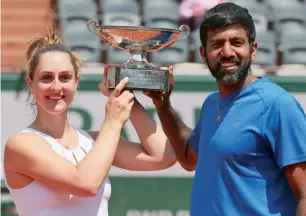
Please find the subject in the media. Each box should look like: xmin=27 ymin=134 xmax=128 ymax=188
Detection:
xmin=204 ymin=91 xmax=218 ymax=102
xmin=253 ymin=77 xmax=304 ymax=115
xmin=199 ymin=91 xmax=218 ymax=109
xmin=251 ymin=77 xmax=290 ymax=108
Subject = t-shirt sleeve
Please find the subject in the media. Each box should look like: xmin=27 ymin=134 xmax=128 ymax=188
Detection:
xmin=263 ymin=93 xmax=306 ymax=168
xmin=187 ymin=100 xmax=207 ymax=154
xmin=188 ymin=117 xmax=202 ymax=154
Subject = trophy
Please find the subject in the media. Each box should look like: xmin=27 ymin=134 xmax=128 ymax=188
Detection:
xmin=87 ymin=19 xmax=190 ymax=91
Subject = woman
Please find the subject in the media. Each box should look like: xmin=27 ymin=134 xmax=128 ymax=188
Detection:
xmin=3 ymin=30 xmax=176 ymax=216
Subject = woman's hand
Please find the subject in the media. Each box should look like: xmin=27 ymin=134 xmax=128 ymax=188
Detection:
xmin=99 ymin=65 xmax=112 ymax=97
xmin=104 ymin=77 xmax=135 ymax=127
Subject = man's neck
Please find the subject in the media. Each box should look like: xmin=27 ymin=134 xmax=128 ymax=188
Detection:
xmin=217 ymin=74 xmax=256 ymax=99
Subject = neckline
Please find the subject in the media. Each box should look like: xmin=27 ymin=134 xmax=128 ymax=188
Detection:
xmin=25 ymin=127 xmax=81 ymax=152
xmin=218 ymin=76 xmax=264 ymax=104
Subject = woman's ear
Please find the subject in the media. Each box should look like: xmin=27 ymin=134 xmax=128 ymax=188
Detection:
xmin=26 ymin=76 xmax=33 ymax=92
xmin=75 ymin=75 xmax=80 ymax=91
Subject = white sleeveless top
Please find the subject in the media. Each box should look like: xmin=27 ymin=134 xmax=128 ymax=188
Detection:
xmin=4 ymin=128 xmax=111 ymax=216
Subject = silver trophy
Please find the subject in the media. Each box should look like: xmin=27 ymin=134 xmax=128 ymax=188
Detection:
xmin=87 ymin=19 xmax=190 ymax=91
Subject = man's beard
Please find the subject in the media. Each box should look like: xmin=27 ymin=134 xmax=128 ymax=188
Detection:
xmin=206 ymin=54 xmax=252 ymax=85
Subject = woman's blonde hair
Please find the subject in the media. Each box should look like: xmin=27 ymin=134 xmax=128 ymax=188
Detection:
xmin=25 ymin=28 xmax=82 ymax=113
xmin=26 ymin=28 xmax=82 ymax=80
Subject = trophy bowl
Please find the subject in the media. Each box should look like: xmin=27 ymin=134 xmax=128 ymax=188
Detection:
xmin=87 ymin=19 xmax=190 ymax=91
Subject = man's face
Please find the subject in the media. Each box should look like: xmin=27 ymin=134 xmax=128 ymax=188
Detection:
xmin=200 ymin=24 xmax=257 ymax=85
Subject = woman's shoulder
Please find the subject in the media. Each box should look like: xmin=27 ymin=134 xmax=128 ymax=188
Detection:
xmin=7 ymin=132 xmax=36 ymax=144
xmin=6 ymin=127 xmax=42 ymax=143
xmin=5 ymin=131 xmax=51 ymax=154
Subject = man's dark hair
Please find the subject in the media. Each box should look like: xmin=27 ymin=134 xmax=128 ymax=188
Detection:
xmin=199 ymin=2 xmax=256 ymax=47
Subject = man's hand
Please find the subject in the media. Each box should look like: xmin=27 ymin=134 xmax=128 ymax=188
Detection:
xmin=143 ymin=66 xmax=174 ymax=109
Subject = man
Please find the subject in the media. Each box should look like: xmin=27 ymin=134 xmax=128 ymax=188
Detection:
xmin=145 ymin=2 xmax=306 ymax=216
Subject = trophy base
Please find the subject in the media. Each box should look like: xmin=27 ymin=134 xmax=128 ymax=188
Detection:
xmin=106 ymin=66 xmax=169 ymax=91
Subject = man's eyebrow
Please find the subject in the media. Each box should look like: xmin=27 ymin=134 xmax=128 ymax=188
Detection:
xmin=209 ymin=37 xmax=246 ymax=42
xmin=209 ymin=38 xmax=225 ymax=43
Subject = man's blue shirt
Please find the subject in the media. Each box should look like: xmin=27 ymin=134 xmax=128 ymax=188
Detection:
xmin=188 ymin=77 xmax=306 ymax=215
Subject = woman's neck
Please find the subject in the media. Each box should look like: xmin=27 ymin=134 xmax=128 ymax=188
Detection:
xmin=30 ymin=109 xmax=72 ymax=139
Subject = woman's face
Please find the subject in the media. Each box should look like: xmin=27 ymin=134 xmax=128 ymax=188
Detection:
xmin=27 ymin=51 xmax=80 ymax=115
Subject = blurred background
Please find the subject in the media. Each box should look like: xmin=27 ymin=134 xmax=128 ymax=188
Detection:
xmin=1 ymin=0 xmax=306 ymax=215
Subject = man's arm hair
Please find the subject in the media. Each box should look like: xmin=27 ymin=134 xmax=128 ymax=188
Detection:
xmin=284 ymin=162 xmax=306 ymax=216
xmin=156 ymin=103 xmax=198 ymax=171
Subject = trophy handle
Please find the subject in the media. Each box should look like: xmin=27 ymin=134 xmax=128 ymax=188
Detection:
xmin=173 ymin=25 xmax=190 ymax=44
xmin=87 ymin=19 xmax=100 ymax=38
